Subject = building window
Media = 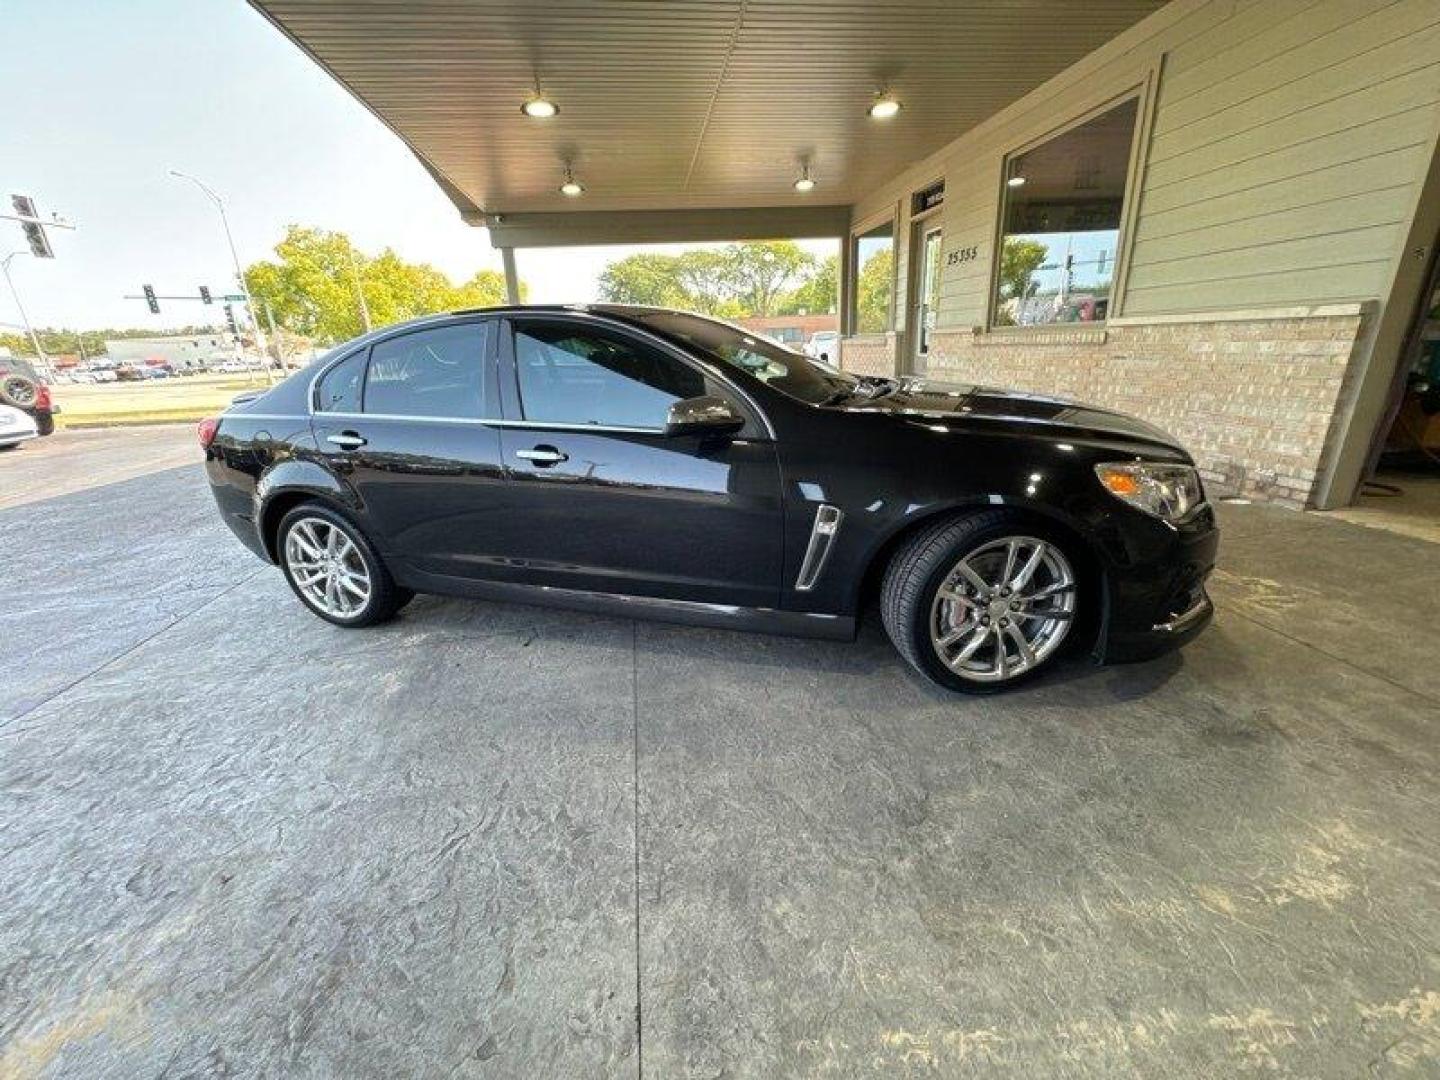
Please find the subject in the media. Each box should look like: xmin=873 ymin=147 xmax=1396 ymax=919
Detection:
xmin=993 ymin=96 xmax=1139 ymax=327
xmin=851 ymin=219 xmax=895 ymax=335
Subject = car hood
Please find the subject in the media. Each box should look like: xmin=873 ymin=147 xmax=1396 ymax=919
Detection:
xmin=838 ymin=378 xmax=1184 ymax=452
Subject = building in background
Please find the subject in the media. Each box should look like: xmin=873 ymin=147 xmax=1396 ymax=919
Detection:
xmin=735 ymin=314 xmax=837 ymax=348
xmin=105 ymin=335 xmax=234 ymax=372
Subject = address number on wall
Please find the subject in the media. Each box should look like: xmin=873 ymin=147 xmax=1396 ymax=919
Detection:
xmin=946 ymin=245 xmax=980 ymax=266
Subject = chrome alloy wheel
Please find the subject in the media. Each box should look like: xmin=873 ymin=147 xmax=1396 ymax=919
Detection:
xmin=283 ymin=516 xmax=372 ymax=619
xmin=928 ymin=535 xmax=1076 ymax=683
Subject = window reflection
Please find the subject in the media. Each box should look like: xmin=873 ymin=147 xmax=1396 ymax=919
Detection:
xmin=851 ymin=220 xmax=895 ymax=335
xmin=994 ymin=97 xmax=1139 ymax=326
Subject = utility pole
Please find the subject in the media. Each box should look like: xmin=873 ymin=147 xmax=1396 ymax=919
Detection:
xmin=4 ymin=193 xmax=75 ymax=380
xmin=1 ymin=251 xmax=49 ymax=375
xmin=169 ymin=170 xmax=272 ymax=382
xmin=346 ymin=247 xmax=372 ymax=333
xmin=264 ymin=301 xmax=287 ymax=370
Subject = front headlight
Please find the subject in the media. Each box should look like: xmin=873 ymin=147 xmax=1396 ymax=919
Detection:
xmin=1094 ymin=462 xmax=1203 ymax=522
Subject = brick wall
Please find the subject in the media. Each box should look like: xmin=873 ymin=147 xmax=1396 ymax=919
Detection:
xmin=912 ymin=309 xmax=1368 ymax=509
xmin=837 ymin=333 xmax=898 ymax=377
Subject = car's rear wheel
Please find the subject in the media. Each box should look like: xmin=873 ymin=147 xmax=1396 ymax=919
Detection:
xmin=277 ymin=504 xmax=412 ymax=627
xmin=882 ymin=511 xmax=1081 ymax=692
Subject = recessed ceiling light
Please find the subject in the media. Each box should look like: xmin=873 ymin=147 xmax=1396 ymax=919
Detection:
xmin=868 ymin=92 xmax=902 ymax=119
xmin=793 ymin=164 xmax=816 ymax=192
xmin=1007 ymin=175 xmax=1027 ymax=187
xmin=559 ymin=166 xmax=584 ymax=197
xmin=521 ymin=93 xmax=559 ymax=118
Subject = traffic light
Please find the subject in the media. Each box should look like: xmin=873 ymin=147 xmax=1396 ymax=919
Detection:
xmin=199 ymin=285 xmax=212 ymax=305
xmin=224 ymin=303 xmax=239 ymax=335
xmin=10 ymin=195 xmax=55 ymax=259
xmin=143 ymin=284 xmax=159 ymax=314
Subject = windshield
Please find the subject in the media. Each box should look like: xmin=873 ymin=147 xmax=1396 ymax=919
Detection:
xmin=604 ymin=308 xmax=858 ymax=406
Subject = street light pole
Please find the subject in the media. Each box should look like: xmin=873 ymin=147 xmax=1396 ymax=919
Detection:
xmin=346 ymin=247 xmax=372 ymax=333
xmin=169 ymin=169 xmax=272 ymax=382
xmin=1 ymin=251 xmax=49 ymax=375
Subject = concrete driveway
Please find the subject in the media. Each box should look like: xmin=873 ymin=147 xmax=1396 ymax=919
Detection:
xmin=2 ymin=427 xmax=1438 ymax=1077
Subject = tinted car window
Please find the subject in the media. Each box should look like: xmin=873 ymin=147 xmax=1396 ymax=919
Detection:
xmin=365 ymin=322 xmax=490 ymax=418
xmin=514 ymin=322 xmax=705 ymax=428
xmin=599 ymin=308 xmax=856 ymax=406
xmin=314 ymin=351 xmax=366 ymax=413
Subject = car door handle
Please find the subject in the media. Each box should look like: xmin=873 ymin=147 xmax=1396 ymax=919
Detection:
xmin=327 ymin=432 xmax=367 ymax=449
xmin=516 ymin=445 xmax=568 ymax=466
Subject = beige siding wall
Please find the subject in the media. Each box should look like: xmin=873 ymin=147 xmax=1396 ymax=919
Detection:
xmin=840 ymin=0 xmax=1440 ymax=507
xmin=849 ymin=0 xmax=1440 ymax=332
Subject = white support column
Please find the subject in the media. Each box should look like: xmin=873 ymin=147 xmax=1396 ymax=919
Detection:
xmin=501 ymin=247 xmax=521 ymax=304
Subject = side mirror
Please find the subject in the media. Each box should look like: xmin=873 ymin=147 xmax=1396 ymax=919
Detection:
xmin=664 ymin=395 xmax=745 ymax=438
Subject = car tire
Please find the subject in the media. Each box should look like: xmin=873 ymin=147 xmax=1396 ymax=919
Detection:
xmin=277 ymin=503 xmax=412 ymax=628
xmin=881 ymin=510 xmax=1083 ymax=692
xmin=0 ymin=374 xmax=39 ymax=410
xmin=35 ymin=413 xmax=54 ymax=436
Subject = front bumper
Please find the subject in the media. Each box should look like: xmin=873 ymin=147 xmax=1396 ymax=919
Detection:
xmin=1096 ymin=502 xmax=1219 ymax=663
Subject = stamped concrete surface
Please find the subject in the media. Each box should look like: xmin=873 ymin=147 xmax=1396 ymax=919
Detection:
xmin=1 ymin=428 xmax=1437 ymax=1077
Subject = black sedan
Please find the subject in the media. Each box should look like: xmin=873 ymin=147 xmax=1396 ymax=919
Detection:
xmin=203 ymin=305 xmax=1217 ymax=691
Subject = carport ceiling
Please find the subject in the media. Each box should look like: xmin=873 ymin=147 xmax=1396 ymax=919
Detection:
xmin=250 ymin=1 xmax=1169 ymax=220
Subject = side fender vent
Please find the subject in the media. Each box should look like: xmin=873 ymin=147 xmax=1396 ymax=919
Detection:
xmin=796 ymin=504 xmax=843 ymax=592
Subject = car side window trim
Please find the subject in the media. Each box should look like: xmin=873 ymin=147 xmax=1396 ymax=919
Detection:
xmin=303 ymin=410 xmax=660 ymax=434
xmin=308 ymin=316 xmax=500 ymax=419
xmin=498 ymin=313 xmax=774 ymax=439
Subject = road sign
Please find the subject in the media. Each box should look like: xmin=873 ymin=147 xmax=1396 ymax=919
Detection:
xmin=222 ymin=294 xmax=245 ymax=302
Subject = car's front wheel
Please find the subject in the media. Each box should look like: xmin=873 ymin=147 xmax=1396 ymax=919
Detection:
xmin=277 ymin=504 xmax=412 ymax=627
xmin=882 ymin=511 xmax=1081 ymax=692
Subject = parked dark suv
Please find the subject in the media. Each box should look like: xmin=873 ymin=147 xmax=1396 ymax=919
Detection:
xmin=203 ymin=305 xmax=1217 ymax=691
xmin=0 ymin=356 xmax=57 ymax=435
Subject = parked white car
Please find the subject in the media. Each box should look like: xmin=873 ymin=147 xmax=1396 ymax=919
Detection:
xmin=0 ymin=403 xmax=40 ymax=449
xmin=804 ymin=330 xmax=840 ymax=364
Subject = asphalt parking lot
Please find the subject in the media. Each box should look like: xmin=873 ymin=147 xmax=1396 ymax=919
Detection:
xmin=3 ymin=426 xmax=1438 ymax=1077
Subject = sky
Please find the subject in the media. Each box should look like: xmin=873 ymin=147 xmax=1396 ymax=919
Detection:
xmin=2 ymin=0 xmax=835 ymax=334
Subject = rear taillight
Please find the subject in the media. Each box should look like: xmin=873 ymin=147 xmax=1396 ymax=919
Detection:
xmin=34 ymin=384 xmax=52 ymax=410
xmin=197 ymin=416 xmax=220 ymax=448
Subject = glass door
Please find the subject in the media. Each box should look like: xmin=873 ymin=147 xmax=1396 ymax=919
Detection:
xmin=910 ymin=225 xmax=943 ymax=373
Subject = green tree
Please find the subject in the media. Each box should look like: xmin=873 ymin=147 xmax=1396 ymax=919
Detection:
xmin=719 ymin=241 xmax=814 ymax=317
xmin=994 ymin=237 xmax=1048 ymax=326
xmin=597 ymin=253 xmax=694 ymax=309
xmin=779 ymin=254 xmax=838 ymax=315
xmin=455 ymin=270 xmax=512 ymax=309
xmin=245 ymin=226 xmax=524 ymax=344
xmin=598 ymin=241 xmax=815 ymax=318
xmin=855 ymin=248 xmax=894 ymax=334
